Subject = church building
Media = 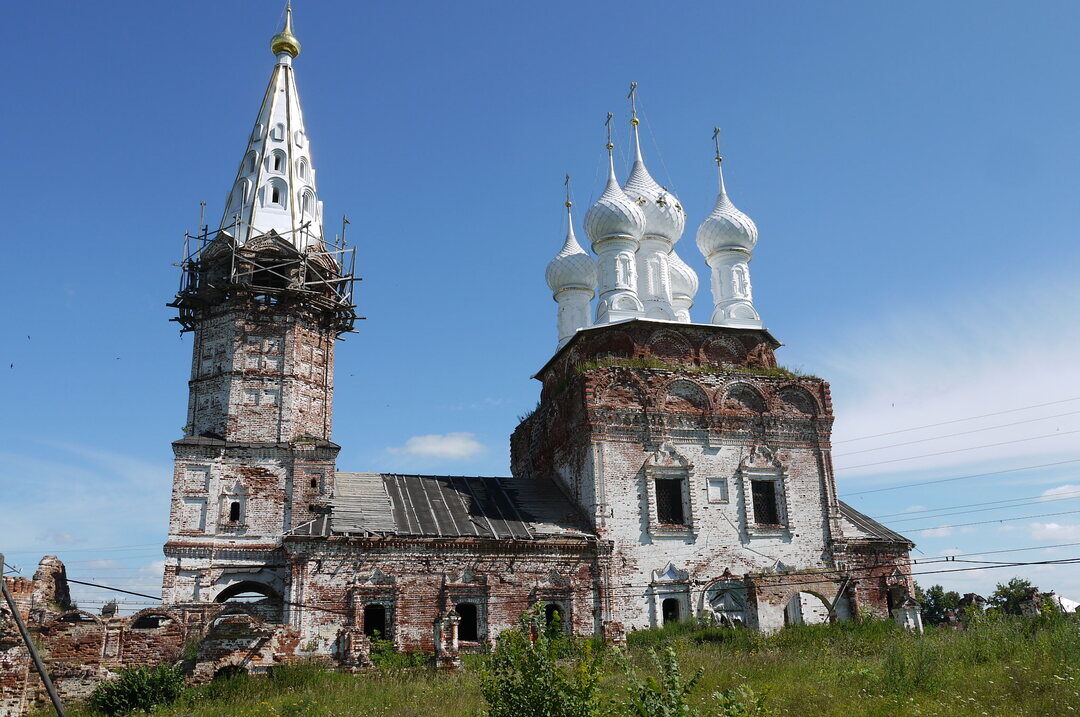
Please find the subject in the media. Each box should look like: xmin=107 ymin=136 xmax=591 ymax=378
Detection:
xmin=0 ymin=11 xmax=921 ymax=707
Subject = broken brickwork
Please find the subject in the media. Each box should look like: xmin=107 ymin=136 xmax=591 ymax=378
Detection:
xmin=1 ymin=559 xmax=305 ymax=715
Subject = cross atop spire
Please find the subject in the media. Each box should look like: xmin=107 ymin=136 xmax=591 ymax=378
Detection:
xmin=712 ymin=126 xmax=727 ymax=195
xmin=271 ymin=1 xmax=301 ymax=59
xmin=628 ymin=82 xmax=643 ymax=161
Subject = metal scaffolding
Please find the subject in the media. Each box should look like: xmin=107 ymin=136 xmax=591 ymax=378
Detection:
xmin=169 ymin=217 xmax=359 ymax=335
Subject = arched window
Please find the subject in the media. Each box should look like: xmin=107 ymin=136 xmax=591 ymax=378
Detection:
xmin=301 ymin=190 xmax=315 ymax=216
xmin=662 ymin=597 xmax=681 ymax=625
xmin=244 ymin=152 xmax=258 ymax=174
xmin=266 ymin=179 xmax=288 ymax=209
xmin=363 ymin=603 xmax=388 ymax=639
xmin=229 ymin=501 xmax=241 ymax=522
xmin=544 ymin=602 xmax=564 ymax=631
xmin=215 ymin=581 xmax=283 ymax=624
xmin=455 ymin=602 xmax=479 ymax=642
xmin=297 ymin=157 xmax=309 ymax=179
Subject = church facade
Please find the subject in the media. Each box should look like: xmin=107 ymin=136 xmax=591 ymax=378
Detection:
xmin=1 ymin=10 xmax=920 ymax=710
xmin=159 ymin=8 xmax=920 ymax=659
xmin=156 ymin=10 xmax=919 ymax=661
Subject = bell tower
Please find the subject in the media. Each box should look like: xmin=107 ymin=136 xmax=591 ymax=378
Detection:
xmin=161 ymin=6 xmax=357 ymax=607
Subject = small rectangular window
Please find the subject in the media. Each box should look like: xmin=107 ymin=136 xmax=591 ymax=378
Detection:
xmin=656 ymin=479 xmax=686 ymax=525
xmin=751 ymin=480 xmax=780 ymax=525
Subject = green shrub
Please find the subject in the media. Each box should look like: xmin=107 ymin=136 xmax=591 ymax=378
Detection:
xmin=88 ymin=665 xmax=185 ymax=716
xmin=709 ymin=685 xmax=771 ymax=717
xmin=479 ymin=605 xmax=607 ymax=717
xmin=623 ymin=647 xmax=702 ymax=717
xmin=369 ymin=637 xmax=430 ymax=669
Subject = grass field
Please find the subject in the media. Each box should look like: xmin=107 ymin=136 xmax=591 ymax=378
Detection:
xmin=39 ymin=614 xmax=1080 ymax=716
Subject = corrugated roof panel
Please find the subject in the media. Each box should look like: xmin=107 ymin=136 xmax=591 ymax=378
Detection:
xmin=839 ymin=501 xmax=913 ymax=545
xmin=329 ymin=473 xmax=592 ymax=540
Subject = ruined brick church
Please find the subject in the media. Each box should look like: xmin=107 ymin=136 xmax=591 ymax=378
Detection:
xmin=1 ymin=9 xmax=920 ymax=711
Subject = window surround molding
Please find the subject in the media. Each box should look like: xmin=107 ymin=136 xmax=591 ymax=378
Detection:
xmin=443 ymin=569 xmax=488 ymax=644
xmin=738 ymin=445 xmax=790 ymax=537
xmin=643 ymin=442 xmax=698 ymax=537
xmin=650 ymin=563 xmax=691 ymax=627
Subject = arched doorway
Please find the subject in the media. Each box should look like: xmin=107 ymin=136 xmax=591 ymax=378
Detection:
xmin=215 ymin=581 xmax=283 ymax=624
xmin=544 ymin=602 xmax=565 ymax=631
xmin=363 ymin=603 xmax=388 ymax=639
xmin=661 ymin=597 xmax=682 ymax=625
xmin=455 ymin=602 xmax=479 ymax=642
xmin=784 ymin=591 xmax=831 ymax=626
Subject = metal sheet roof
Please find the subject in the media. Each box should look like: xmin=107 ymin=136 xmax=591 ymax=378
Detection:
xmin=324 ymin=473 xmax=593 ymax=540
xmin=839 ymin=501 xmax=913 ymax=545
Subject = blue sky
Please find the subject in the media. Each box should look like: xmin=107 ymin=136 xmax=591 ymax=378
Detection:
xmin=2 ymin=0 xmax=1080 ymax=611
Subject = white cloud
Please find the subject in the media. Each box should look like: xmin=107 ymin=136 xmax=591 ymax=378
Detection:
xmin=920 ymin=526 xmax=953 ymax=538
xmin=387 ymin=432 xmax=484 ymax=460
xmin=810 ymin=271 xmax=1080 ymax=490
xmin=1028 ymin=522 xmax=1080 ymax=541
xmin=1041 ymin=484 xmax=1080 ymax=501
xmin=903 ymin=505 xmax=927 ymax=513
xmin=940 ymin=548 xmax=962 ymax=556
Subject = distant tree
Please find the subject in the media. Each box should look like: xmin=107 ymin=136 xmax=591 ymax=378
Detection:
xmin=919 ymin=584 xmax=961 ymax=626
xmin=988 ymin=577 xmax=1037 ymax=616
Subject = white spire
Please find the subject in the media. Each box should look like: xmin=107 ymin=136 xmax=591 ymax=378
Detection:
xmin=547 ymin=178 xmax=597 ymax=348
xmin=620 ymin=83 xmax=683 ymax=321
xmin=218 ymin=7 xmax=323 ymax=250
xmin=696 ymin=129 xmax=762 ymax=328
xmin=586 ymin=114 xmax=645 ymax=325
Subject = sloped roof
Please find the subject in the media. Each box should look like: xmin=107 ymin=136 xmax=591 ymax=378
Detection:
xmin=296 ymin=473 xmax=593 ymax=541
xmin=839 ymin=501 xmax=913 ymax=546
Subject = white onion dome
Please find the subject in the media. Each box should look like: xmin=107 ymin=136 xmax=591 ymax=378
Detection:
xmin=585 ymin=155 xmax=646 ymax=244
xmin=696 ymin=166 xmax=758 ymax=257
xmin=546 ymin=208 xmax=597 ymax=293
xmin=622 ymin=131 xmax=686 ymax=243
xmin=667 ymin=250 xmax=699 ymax=298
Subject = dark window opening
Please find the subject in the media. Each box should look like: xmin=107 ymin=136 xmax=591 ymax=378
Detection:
xmin=271 ymin=187 xmax=281 ymax=205
xmin=132 ymin=614 xmax=170 ymax=630
xmin=751 ymin=480 xmax=780 ymax=525
xmin=455 ymin=602 xmax=479 ymax=642
xmin=544 ymin=603 xmax=564 ymax=630
xmin=273 ymin=154 xmax=283 ymax=171
xmin=662 ymin=598 xmax=681 ymax=625
xmin=656 ymin=479 xmax=686 ymax=525
xmin=310 ymin=478 xmax=318 ymax=489
xmin=363 ymin=603 xmax=387 ymax=639
xmin=229 ymin=501 xmax=241 ymax=522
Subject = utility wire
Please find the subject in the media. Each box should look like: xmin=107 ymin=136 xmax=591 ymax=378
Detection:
xmin=834 ymin=410 xmax=1080 ymax=458
xmin=835 ymin=396 xmax=1080 ymax=444
xmin=836 ymin=428 xmax=1080 ymax=471
xmin=65 ymin=579 xmax=162 ymax=601
xmin=898 ymin=508 xmax=1080 ymax=532
xmin=842 ymin=457 xmax=1080 ymax=496
xmin=873 ymin=489 xmax=1080 ymax=519
xmin=881 ymin=493 xmax=1080 ymax=525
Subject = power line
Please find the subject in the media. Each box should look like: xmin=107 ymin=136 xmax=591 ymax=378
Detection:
xmin=899 ymin=508 xmax=1080 ymax=532
xmin=836 ymin=428 xmax=1080 ymax=471
xmin=873 ymin=489 xmax=1080 ymax=519
xmin=2 ymin=544 xmax=161 ymax=556
xmin=834 ymin=410 xmax=1080 ymax=458
xmin=65 ymin=579 xmax=161 ymax=601
xmin=881 ymin=492 xmax=1080 ymax=525
xmin=834 ymin=396 xmax=1080 ymax=444
xmin=841 ymin=457 xmax=1080 ymax=496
